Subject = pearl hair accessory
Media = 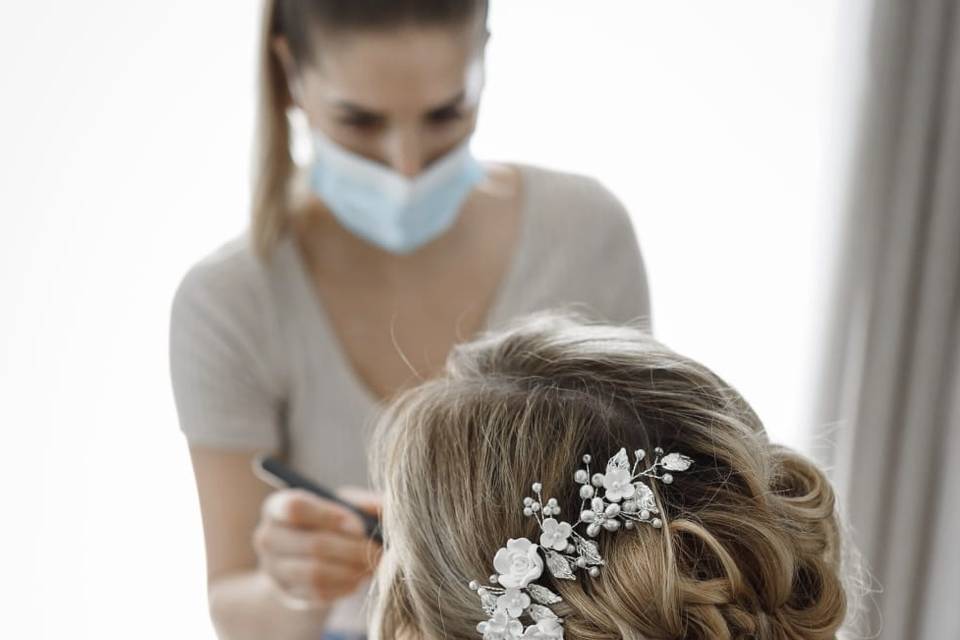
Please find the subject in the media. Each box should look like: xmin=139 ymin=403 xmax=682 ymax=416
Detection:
xmin=467 ymin=446 xmax=693 ymax=639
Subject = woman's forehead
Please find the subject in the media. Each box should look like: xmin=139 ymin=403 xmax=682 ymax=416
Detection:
xmin=305 ymin=25 xmax=484 ymax=114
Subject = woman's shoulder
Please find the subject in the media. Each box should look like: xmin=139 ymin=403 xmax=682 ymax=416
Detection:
xmin=510 ymin=162 xmax=650 ymax=327
xmin=178 ymin=231 xmax=265 ymax=290
xmin=168 ymin=231 xmax=287 ymax=451
xmin=175 ymin=231 xmax=278 ymax=302
xmin=170 ymin=231 xmax=279 ymax=336
xmin=514 ymin=162 xmax=637 ymax=250
xmin=518 ymin=162 xmax=634 ymax=236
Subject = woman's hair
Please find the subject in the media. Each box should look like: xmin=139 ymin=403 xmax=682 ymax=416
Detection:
xmin=367 ymin=309 xmax=862 ymax=639
xmin=251 ymin=0 xmax=490 ymax=261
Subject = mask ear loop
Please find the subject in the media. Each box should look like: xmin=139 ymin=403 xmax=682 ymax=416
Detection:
xmin=279 ymin=61 xmax=314 ymax=167
xmin=287 ymin=72 xmax=308 ymax=112
xmin=276 ymin=49 xmax=306 ymax=109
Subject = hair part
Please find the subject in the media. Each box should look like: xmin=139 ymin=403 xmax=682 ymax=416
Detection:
xmin=250 ymin=0 xmax=489 ymax=262
xmin=366 ymin=309 xmax=864 ymax=639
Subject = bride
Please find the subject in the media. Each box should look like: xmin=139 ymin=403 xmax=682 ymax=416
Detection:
xmin=364 ymin=309 xmax=859 ymax=639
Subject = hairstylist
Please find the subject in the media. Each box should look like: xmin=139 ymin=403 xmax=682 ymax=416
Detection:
xmin=168 ymin=1 xmax=652 ymax=638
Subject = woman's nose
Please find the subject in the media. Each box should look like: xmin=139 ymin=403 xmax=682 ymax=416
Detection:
xmin=384 ymin=131 xmax=424 ymax=178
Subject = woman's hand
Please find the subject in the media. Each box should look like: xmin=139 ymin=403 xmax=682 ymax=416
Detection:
xmin=253 ymin=486 xmax=383 ymax=609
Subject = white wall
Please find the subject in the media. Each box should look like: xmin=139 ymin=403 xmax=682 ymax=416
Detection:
xmin=0 ymin=1 xmax=868 ymax=637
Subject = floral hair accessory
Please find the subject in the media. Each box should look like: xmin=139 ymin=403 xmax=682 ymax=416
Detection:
xmin=468 ymin=446 xmax=693 ymax=639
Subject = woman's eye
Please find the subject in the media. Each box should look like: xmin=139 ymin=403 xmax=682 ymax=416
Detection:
xmin=427 ymin=109 xmax=464 ymax=125
xmin=337 ymin=109 xmax=463 ymax=130
xmin=339 ymin=116 xmax=381 ymax=131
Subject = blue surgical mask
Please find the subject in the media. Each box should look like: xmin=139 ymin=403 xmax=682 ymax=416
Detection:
xmin=308 ymin=128 xmax=486 ymax=254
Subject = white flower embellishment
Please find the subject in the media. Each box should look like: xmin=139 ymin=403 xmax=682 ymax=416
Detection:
xmin=493 ymin=538 xmax=544 ymax=589
xmin=476 ymin=608 xmax=523 ymax=639
xmin=468 ymin=445 xmax=693 ymax=638
xmin=602 ymin=466 xmax=636 ymax=502
xmin=539 ymin=518 xmax=573 ymax=551
xmin=521 ymin=618 xmax=564 ymax=638
xmin=497 ymin=589 xmax=531 ymax=618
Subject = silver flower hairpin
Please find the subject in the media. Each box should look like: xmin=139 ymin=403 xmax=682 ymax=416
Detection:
xmin=467 ymin=446 xmax=693 ymax=639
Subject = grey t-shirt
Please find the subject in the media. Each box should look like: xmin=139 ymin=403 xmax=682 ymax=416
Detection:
xmin=167 ymin=161 xmax=651 ymax=633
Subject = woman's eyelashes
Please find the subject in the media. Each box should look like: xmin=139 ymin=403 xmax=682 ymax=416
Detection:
xmin=426 ymin=107 xmax=465 ymax=125
xmin=337 ymin=109 xmax=465 ymax=131
xmin=337 ymin=114 xmax=382 ymax=131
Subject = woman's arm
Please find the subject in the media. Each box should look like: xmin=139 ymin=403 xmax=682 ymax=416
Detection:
xmin=189 ymin=447 xmax=333 ymax=640
xmin=208 ymin=571 xmax=333 ymax=640
xmin=170 ymin=256 xmax=379 ymax=638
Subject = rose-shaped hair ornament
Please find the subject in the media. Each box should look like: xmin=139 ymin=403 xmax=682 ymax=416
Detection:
xmin=468 ymin=446 xmax=693 ymax=638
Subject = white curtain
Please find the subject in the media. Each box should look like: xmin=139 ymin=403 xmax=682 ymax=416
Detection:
xmin=813 ymin=0 xmax=960 ymax=638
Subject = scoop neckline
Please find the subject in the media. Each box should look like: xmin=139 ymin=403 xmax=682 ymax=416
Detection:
xmin=284 ymin=161 xmax=537 ymax=409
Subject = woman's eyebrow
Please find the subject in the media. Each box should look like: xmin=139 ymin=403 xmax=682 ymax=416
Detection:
xmin=334 ymin=89 xmax=466 ymax=118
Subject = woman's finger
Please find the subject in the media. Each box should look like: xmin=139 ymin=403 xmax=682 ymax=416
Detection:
xmin=262 ymin=489 xmax=356 ymax=531
xmin=256 ymin=522 xmax=380 ymax=571
xmin=335 ymin=485 xmax=384 ymax=519
xmin=264 ymin=555 xmax=369 ymax=601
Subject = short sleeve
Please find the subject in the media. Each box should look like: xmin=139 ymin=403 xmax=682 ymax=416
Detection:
xmin=597 ymin=182 xmax=653 ymax=331
xmin=575 ymin=177 xmax=654 ymax=333
xmin=168 ymin=254 xmax=284 ymax=452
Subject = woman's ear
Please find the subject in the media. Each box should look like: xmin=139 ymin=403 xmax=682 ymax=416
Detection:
xmin=271 ymin=35 xmax=305 ymax=108
xmin=271 ymin=35 xmax=294 ymax=72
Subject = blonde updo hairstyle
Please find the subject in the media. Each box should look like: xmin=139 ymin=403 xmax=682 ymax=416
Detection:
xmin=367 ymin=310 xmax=855 ymax=639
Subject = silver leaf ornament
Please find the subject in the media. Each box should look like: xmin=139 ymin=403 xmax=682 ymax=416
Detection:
xmin=661 ymin=452 xmax=693 ymax=471
xmin=634 ymin=481 xmax=657 ymax=511
xmin=576 ymin=537 xmax=604 ymax=566
xmin=606 ymin=447 xmax=631 ymax=474
xmin=527 ymin=583 xmax=563 ymax=605
xmin=479 ymin=590 xmax=498 ymax=615
xmin=528 ymin=603 xmax=561 ymax=622
xmin=545 ymin=550 xmax=576 ymax=580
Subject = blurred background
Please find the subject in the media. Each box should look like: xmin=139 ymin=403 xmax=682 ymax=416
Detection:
xmin=2 ymin=0 xmax=957 ymax=638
